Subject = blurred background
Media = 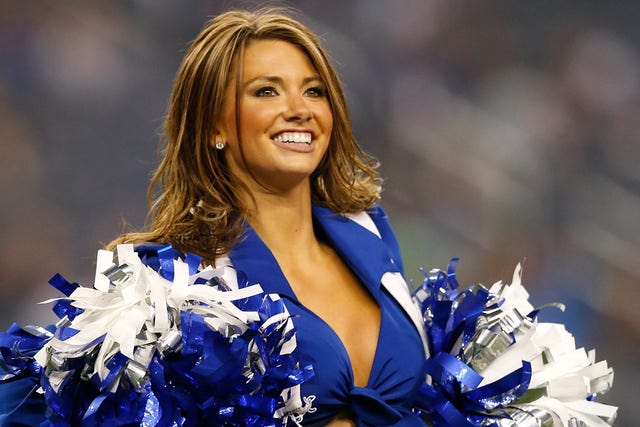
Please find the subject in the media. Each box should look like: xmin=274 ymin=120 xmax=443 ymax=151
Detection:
xmin=0 ymin=0 xmax=637 ymax=423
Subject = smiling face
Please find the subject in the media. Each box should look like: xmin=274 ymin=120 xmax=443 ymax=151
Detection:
xmin=217 ymin=39 xmax=333 ymax=195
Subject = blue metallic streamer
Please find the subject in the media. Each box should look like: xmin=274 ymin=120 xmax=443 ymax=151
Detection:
xmin=425 ymin=353 xmax=484 ymax=390
xmin=48 ymin=273 xmax=79 ymax=297
xmin=463 ymin=361 xmax=532 ymax=411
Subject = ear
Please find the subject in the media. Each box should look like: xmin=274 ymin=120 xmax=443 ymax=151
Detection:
xmin=210 ymin=129 xmax=225 ymax=148
xmin=211 ymin=129 xmax=227 ymax=150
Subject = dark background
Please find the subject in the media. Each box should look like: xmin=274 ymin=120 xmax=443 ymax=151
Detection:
xmin=1 ymin=1 xmax=637 ymax=423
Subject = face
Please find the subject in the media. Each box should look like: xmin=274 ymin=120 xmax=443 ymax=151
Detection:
xmin=217 ymin=39 xmax=333 ymax=194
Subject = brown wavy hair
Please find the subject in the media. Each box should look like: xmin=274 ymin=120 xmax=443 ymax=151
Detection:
xmin=108 ymin=7 xmax=382 ymax=264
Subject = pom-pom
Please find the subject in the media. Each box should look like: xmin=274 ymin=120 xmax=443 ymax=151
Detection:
xmin=0 ymin=244 xmax=314 ymax=426
xmin=412 ymin=259 xmax=616 ymax=426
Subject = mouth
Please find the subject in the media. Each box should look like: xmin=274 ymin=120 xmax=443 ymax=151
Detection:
xmin=271 ymin=131 xmax=313 ymax=145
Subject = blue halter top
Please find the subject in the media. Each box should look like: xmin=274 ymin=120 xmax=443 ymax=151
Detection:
xmin=230 ymin=205 xmax=426 ymax=426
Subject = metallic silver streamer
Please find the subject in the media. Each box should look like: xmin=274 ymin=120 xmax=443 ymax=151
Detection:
xmin=102 ymin=263 xmax=134 ymax=286
xmin=463 ymin=329 xmax=513 ymax=371
xmin=156 ymin=329 xmax=182 ymax=355
xmin=568 ymin=417 xmax=586 ymax=427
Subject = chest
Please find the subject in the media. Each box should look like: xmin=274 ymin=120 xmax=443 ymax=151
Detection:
xmin=281 ymin=247 xmax=381 ymax=388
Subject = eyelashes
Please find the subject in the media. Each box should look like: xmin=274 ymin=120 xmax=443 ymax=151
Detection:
xmin=304 ymin=87 xmax=326 ymax=97
xmin=252 ymin=86 xmax=326 ymax=98
xmin=254 ymin=86 xmax=278 ymax=97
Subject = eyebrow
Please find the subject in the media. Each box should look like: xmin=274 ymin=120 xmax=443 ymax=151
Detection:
xmin=243 ymin=75 xmax=322 ymax=89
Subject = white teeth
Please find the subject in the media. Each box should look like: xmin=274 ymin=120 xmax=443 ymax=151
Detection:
xmin=273 ymin=131 xmax=312 ymax=144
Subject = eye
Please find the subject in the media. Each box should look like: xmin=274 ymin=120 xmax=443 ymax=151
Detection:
xmin=254 ymin=86 xmax=278 ymax=97
xmin=304 ymin=86 xmax=326 ymax=98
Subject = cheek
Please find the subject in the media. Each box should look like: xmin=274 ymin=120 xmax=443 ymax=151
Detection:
xmin=321 ymin=107 xmax=334 ymax=150
xmin=317 ymin=102 xmax=333 ymax=132
xmin=224 ymin=105 xmax=272 ymax=170
xmin=239 ymin=102 xmax=273 ymax=137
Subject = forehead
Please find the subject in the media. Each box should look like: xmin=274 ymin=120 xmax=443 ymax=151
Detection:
xmin=241 ymin=39 xmax=319 ymax=80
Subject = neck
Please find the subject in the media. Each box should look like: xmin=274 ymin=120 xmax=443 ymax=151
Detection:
xmin=243 ymin=182 xmax=321 ymax=259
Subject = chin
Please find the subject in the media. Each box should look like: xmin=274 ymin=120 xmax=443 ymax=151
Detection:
xmin=254 ymin=168 xmax=317 ymax=190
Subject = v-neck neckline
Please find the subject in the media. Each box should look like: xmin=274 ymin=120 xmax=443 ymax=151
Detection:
xmin=229 ymin=205 xmax=400 ymax=388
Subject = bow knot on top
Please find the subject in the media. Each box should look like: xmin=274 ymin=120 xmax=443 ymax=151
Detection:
xmin=349 ymin=386 xmax=402 ymax=426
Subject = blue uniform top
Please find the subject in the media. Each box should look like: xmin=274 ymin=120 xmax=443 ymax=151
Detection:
xmin=230 ymin=205 xmax=427 ymax=426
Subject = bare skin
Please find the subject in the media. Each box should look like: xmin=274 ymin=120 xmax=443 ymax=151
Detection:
xmin=323 ymin=411 xmax=357 ymax=427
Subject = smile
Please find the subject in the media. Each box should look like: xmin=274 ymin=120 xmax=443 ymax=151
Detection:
xmin=272 ymin=131 xmax=312 ymax=145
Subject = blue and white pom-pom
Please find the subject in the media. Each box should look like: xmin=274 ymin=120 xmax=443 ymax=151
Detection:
xmin=0 ymin=244 xmax=314 ymax=426
xmin=412 ymin=259 xmax=616 ymax=427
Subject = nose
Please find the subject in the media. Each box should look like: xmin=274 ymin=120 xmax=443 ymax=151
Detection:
xmin=283 ymin=93 xmax=312 ymax=122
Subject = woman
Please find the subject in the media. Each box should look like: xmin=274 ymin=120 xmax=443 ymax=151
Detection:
xmin=108 ymin=8 xmax=428 ymax=427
